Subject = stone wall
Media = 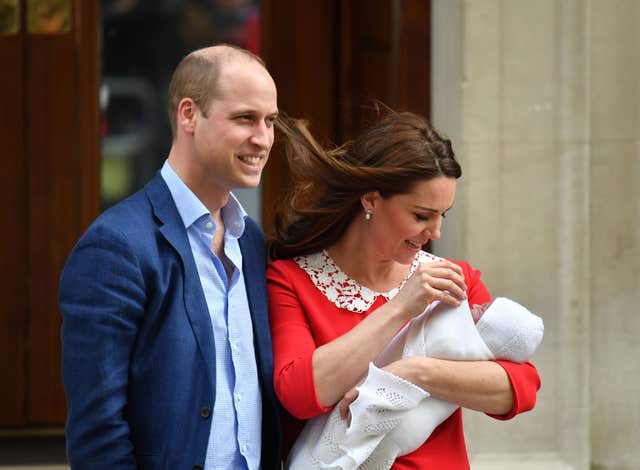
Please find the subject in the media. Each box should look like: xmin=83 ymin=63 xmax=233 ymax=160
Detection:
xmin=431 ymin=1 xmax=640 ymax=468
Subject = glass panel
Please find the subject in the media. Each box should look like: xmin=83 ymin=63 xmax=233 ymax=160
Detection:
xmin=27 ymin=0 xmax=72 ymax=34
xmin=0 ymin=0 xmax=20 ymax=35
xmin=100 ymin=0 xmax=262 ymax=221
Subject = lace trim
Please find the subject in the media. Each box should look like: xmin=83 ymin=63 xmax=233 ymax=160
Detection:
xmin=294 ymin=250 xmax=443 ymax=313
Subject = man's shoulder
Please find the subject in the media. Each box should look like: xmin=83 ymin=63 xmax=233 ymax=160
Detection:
xmin=78 ymin=176 xmax=171 ymax=249
xmin=92 ymin=187 xmax=154 ymax=233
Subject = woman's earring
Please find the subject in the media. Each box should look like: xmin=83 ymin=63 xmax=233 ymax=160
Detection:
xmin=365 ymin=210 xmax=373 ymax=221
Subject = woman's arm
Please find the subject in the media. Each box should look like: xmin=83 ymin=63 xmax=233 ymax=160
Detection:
xmin=312 ymin=261 xmax=468 ymax=408
xmin=268 ymin=262 xmax=418 ymax=417
xmin=377 ymin=260 xmax=540 ymax=418
xmin=268 ymin=259 xmax=467 ymax=417
xmin=344 ymin=261 xmax=540 ymax=419
xmin=384 ymin=356 xmax=514 ymax=415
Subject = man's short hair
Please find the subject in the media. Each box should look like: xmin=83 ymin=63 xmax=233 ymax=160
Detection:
xmin=167 ymin=44 xmax=266 ymax=137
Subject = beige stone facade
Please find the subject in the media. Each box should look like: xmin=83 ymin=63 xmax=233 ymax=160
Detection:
xmin=431 ymin=1 xmax=640 ymax=469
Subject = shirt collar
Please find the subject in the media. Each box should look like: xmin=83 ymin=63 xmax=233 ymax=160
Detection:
xmin=221 ymin=194 xmax=247 ymax=239
xmin=160 ymin=160 xmax=247 ymax=238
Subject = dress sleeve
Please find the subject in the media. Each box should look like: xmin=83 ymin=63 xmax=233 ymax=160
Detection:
xmin=452 ymin=259 xmax=492 ymax=306
xmin=453 ymin=259 xmax=541 ymax=421
xmin=267 ymin=261 xmax=333 ymax=419
xmin=489 ymin=360 xmax=541 ymax=420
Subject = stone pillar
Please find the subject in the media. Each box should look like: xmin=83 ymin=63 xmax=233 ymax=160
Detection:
xmin=588 ymin=1 xmax=640 ymax=468
xmin=431 ymin=1 xmax=640 ymax=468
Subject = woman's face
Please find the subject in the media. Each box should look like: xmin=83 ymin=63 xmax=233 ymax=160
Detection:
xmin=366 ymin=176 xmax=457 ymax=264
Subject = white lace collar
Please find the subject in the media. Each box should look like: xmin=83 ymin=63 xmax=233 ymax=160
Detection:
xmin=294 ymin=250 xmax=443 ymax=313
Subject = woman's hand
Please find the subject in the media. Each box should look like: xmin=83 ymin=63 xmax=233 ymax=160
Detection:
xmin=337 ymin=358 xmax=421 ymax=425
xmin=390 ymin=261 xmax=467 ymax=319
xmin=338 ymin=386 xmax=359 ymax=425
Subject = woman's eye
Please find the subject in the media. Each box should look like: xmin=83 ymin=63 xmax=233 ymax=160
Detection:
xmin=415 ymin=214 xmax=429 ymax=221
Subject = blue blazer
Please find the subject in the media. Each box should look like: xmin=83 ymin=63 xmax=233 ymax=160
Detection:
xmin=60 ymin=173 xmax=281 ymax=469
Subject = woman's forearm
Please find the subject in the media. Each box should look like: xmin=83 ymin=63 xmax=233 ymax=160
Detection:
xmin=311 ymin=260 xmax=470 ymax=408
xmin=386 ymin=356 xmax=514 ymax=415
xmin=312 ymin=302 xmax=408 ymax=407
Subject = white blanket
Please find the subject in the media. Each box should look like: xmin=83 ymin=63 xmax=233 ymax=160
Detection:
xmin=286 ymin=298 xmax=543 ymax=470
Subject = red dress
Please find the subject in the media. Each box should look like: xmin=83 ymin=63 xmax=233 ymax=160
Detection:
xmin=267 ymin=251 xmax=540 ymax=469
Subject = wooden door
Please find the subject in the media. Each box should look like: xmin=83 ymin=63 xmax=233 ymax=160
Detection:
xmin=0 ymin=0 xmax=100 ymax=427
xmin=0 ymin=0 xmax=429 ymax=429
xmin=261 ymin=0 xmax=431 ymax=237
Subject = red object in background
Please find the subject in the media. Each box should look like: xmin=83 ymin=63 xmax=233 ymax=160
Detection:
xmin=243 ymin=10 xmax=260 ymax=54
xmin=101 ymin=116 xmax=109 ymax=137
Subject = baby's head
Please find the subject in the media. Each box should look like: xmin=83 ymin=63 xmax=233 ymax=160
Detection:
xmin=471 ymin=300 xmax=493 ymax=324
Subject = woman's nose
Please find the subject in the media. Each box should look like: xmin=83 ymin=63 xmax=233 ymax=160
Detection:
xmin=423 ymin=219 xmax=442 ymax=240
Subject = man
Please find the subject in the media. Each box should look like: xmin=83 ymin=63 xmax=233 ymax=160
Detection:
xmin=60 ymin=45 xmax=281 ymax=469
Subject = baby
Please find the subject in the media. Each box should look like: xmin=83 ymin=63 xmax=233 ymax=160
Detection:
xmin=286 ymin=297 xmax=544 ymax=470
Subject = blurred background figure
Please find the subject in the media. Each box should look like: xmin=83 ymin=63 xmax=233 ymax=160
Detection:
xmin=100 ymin=0 xmax=260 ymax=209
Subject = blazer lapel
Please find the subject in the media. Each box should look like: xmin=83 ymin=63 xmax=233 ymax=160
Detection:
xmin=145 ymin=173 xmax=216 ymax=389
xmin=239 ymin=225 xmax=274 ymax=397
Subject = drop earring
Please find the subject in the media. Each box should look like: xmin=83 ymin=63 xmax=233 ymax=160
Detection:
xmin=365 ymin=210 xmax=373 ymax=221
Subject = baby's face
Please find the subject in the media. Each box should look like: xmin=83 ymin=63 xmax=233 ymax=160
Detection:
xmin=471 ymin=300 xmax=494 ymax=323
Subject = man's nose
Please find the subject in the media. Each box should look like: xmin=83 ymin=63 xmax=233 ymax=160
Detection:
xmin=250 ymin=122 xmax=272 ymax=149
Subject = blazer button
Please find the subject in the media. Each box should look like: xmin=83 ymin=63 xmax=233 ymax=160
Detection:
xmin=200 ymin=406 xmax=211 ymax=419
xmin=193 ymin=465 xmax=204 ymax=470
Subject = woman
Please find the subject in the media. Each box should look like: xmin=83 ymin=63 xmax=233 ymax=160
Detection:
xmin=267 ymin=110 xmax=540 ymax=469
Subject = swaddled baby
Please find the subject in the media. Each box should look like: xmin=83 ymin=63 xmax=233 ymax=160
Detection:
xmin=286 ymin=297 xmax=544 ymax=470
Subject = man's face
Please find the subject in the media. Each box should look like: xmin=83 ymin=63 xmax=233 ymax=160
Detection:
xmin=192 ymin=59 xmax=278 ymax=192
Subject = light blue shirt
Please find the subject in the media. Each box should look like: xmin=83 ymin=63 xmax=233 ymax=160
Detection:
xmin=161 ymin=161 xmax=262 ymax=470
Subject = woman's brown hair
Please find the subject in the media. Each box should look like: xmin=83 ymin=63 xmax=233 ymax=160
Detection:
xmin=270 ymin=109 xmax=461 ymax=260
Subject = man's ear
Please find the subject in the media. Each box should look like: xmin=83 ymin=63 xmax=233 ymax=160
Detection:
xmin=177 ymin=98 xmax=197 ymax=134
xmin=360 ymin=191 xmax=381 ymax=212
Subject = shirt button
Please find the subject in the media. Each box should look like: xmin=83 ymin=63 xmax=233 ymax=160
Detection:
xmin=200 ymin=407 xmax=211 ymax=419
xmin=205 ymin=222 xmax=213 ymax=229
xmin=235 ymin=393 xmax=241 ymax=403
xmin=241 ymin=444 xmax=248 ymax=453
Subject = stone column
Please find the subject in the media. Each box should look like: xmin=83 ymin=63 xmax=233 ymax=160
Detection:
xmin=588 ymin=1 xmax=640 ymax=468
xmin=432 ymin=1 xmax=639 ymax=468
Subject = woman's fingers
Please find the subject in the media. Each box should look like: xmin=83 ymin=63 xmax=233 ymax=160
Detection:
xmin=393 ymin=260 xmax=468 ymax=316
xmin=432 ymin=276 xmax=467 ymax=303
xmin=434 ymin=287 xmax=464 ymax=307
xmin=339 ymin=387 xmax=359 ymax=425
xmin=420 ymin=263 xmax=467 ymax=301
xmin=422 ymin=264 xmax=466 ymax=294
